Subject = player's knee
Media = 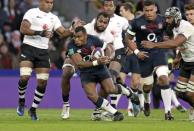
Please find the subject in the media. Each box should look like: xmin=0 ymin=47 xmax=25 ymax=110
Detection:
xmin=143 ymin=85 xmax=152 ymax=93
xmin=20 ymin=67 xmax=32 ymax=77
xmin=158 ymin=75 xmax=169 ymax=85
xmin=62 ymin=66 xmax=74 ymax=79
xmin=37 ymin=79 xmax=47 ymax=88
xmin=109 ymin=69 xmax=119 ymax=77
xmin=18 ymin=79 xmax=28 ymax=87
xmin=156 ymin=66 xmax=169 ymax=84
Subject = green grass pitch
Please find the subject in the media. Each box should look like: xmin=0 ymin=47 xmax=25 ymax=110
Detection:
xmin=0 ymin=109 xmax=193 ymax=131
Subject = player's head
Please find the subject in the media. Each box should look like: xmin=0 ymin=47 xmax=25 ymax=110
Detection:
xmin=39 ymin=0 xmax=54 ymax=13
xmin=120 ymin=2 xmax=134 ymax=18
xmin=95 ymin=12 xmax=110 ymax=33
xmin=143 ymin=0 xmax=157 ymax=21
xmin=165 ymin=7 xmax=182 ymax=28
xmin=184 ymin=4 xmax=194 ymax=25
xmin=103 ymin=0 xmax=116 ymax=17
xmin=73 ymin=26 xmax=87 ymax=46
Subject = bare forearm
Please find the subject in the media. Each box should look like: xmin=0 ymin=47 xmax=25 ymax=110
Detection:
xmin=154 ymin=40 xmax=178 ymax=49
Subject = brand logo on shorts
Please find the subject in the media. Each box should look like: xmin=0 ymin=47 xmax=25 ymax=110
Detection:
xmin=117 ymin=55 xmax=121 ymax=60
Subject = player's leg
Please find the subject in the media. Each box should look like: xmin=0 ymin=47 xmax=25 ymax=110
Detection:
xmin=61 ymin=58 xmax=75 ymax=119
xmin=17 ymin=44 xmax=33 ymax=116
xmin=28 ymin=48 xmax=50 ymax=121
xmin=155 ymin=65 xmax=174 ymax=120
xmin=17 ymin=61 xmax=33 ymax=116
xmin=28 ymin=67 xmax=50 ymax=120
xmin=109 ymin=48 xmax=125 ymax=108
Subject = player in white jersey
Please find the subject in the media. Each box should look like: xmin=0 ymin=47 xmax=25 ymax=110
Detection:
xmin=60 ymin=12 xmax=115 ymax=119
xmin=16 ymin=0 xmax=72 ymax=121
xmin=102 ymin=0 xmax=138 ymax=110
xmin=142 ymin=7 xmax=194 ymax=122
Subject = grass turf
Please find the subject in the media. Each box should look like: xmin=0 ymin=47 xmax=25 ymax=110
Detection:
xmin=0 ymin=109 xmax=193 ymax=131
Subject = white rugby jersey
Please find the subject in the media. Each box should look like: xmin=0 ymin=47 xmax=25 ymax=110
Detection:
xmin=22 ymin=8 xmax=62 ymax=49
xmin=173 ymin=20 xmax=194 ymax=62
xmin=84 ymin=21 xmax=114 ymax=49
xmin=106 ymin=14 xmax=129 ymax=50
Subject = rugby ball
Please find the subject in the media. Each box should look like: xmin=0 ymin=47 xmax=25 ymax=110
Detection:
xmin=91 ymin=47 xmax=104 ymax=60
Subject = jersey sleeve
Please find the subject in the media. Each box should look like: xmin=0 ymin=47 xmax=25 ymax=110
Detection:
xmin=53 ymin=16 xmax=62 ymax=31
xmin=178 ymin=22 xmax=194 ymax=39
xmin=122 ymin=17 xmax=129 ymax=30
xmin=23 ymin=9 xmax=34 ymax=23
xmin=126 ymin=19 xmax=137 ymax=36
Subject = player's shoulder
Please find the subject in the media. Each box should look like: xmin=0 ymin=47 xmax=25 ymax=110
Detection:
xmin=25 ymin=8 xmax=38 ymax=14
xmin=179 ymin=20 xmax=194 ymax=30
xmin=113 ymin=14 xmax=128 ymax=22
xmin=88 ymin=34 xmax=100 ymax=41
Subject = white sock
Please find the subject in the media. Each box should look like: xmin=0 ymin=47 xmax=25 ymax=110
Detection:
xmin=143 ymin=91 xmax=151 ymax=104
xmin=128 ymin=99 xmax=133 ymax=109
xmin=138 ymin=93 xmax=145 ymax=108
xmin=161 ymin=88 xmax=172 ymax=113
xmin=171 ymin=89 xmax=180 ymax=107
xmin=101 ymin=98 xmax=117 ymax=114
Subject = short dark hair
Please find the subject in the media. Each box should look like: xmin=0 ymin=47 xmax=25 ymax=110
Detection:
xmin=143 ymin=0 xmax=156 ymax=6
xmin=120 ymin=2 xmax=134 ymax=13
xmin=74 ymin=26 xmax=86 ymax=34
xmin=103 ymin=0 xmax=116 ymax=5
xmin=184 ymin=4 xmax=194 ymax=11
xmin=96 ymin=12 xmax=110 ymax=20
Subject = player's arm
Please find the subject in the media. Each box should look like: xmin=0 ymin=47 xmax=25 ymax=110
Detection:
xmin=125 ymin=32 xmax=149 ymax=60
xmin=55 ymin=26 xmax=73 ymax=38
xmin=71 ymin=53 xmax=110 ymax=68
xmin=142 ymin=34 xmax=187 ymax=49
xmin=20 ymin=19 xmax=52 ymax=38
xmin=104 ymin=43 xmax=115 ymax=60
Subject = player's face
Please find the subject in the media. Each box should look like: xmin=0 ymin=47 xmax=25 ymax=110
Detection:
xmin=143 ymin=5 xmax=157 ymax=21
xmin=40 ymin=0 xmax=53 ymax=13
xmin=185 ymin=9 xmax=194 ymax=25
xmin=95 ymin=15 xmax=109 ymax=33
xmin=165 ymin=16 xmax=174 ymax=28
xmin=120 ymin=6 xmax=128 ymax=18
xmin=73 ymin=31 xmax=87 ymax=46
xmin=103 ymin=1 xmax=115 ymax=16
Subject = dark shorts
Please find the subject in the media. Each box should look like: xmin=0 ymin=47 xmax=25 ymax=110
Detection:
xmin=20 ymin=44 xmax=50 ymax=68
xmin=139 ymin=51 xmax=167 ymax=77
xmin=113 ymin=48 xmax=127 ymax=65
xmin=80 ymin=66 xmax=111 ymax=84
xmin=121 ymin=54 xmax=140 ymax=74
xmin=179 ymin=59 xmax=194 ymax=79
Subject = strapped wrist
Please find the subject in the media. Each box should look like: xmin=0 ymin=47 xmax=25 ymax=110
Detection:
xmin=134 ymin=49 xmax=140 ymax=55
xmin=34 ymin=31 xmax=44 ymax=36
xmin=92 ymin=60 xmax=98 ymax=66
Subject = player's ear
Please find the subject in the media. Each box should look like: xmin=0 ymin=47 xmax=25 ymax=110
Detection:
xmin=154 ymin=6 xmax=158 ymax=13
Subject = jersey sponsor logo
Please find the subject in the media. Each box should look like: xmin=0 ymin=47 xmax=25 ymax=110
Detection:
xmin=117 ymin=55 xmax=121 ymax=60
xmin=36 ymin=16 xmax=42 ymax=19
xmin=68 ymin=48 xmax=74 ymax=56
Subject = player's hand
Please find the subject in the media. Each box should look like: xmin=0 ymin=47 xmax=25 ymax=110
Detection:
xmin=142 ymin=41 xmax=155 ymax=49
xmin=172 ymin=57 xmax=181 ymax=69
xmin=137 ymin=51 xmax=149 ymax=60
xmin=97 ymin=56 xmax=111 ymax=65
xmin=42 ymin=30 xmax=53 ymax=38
